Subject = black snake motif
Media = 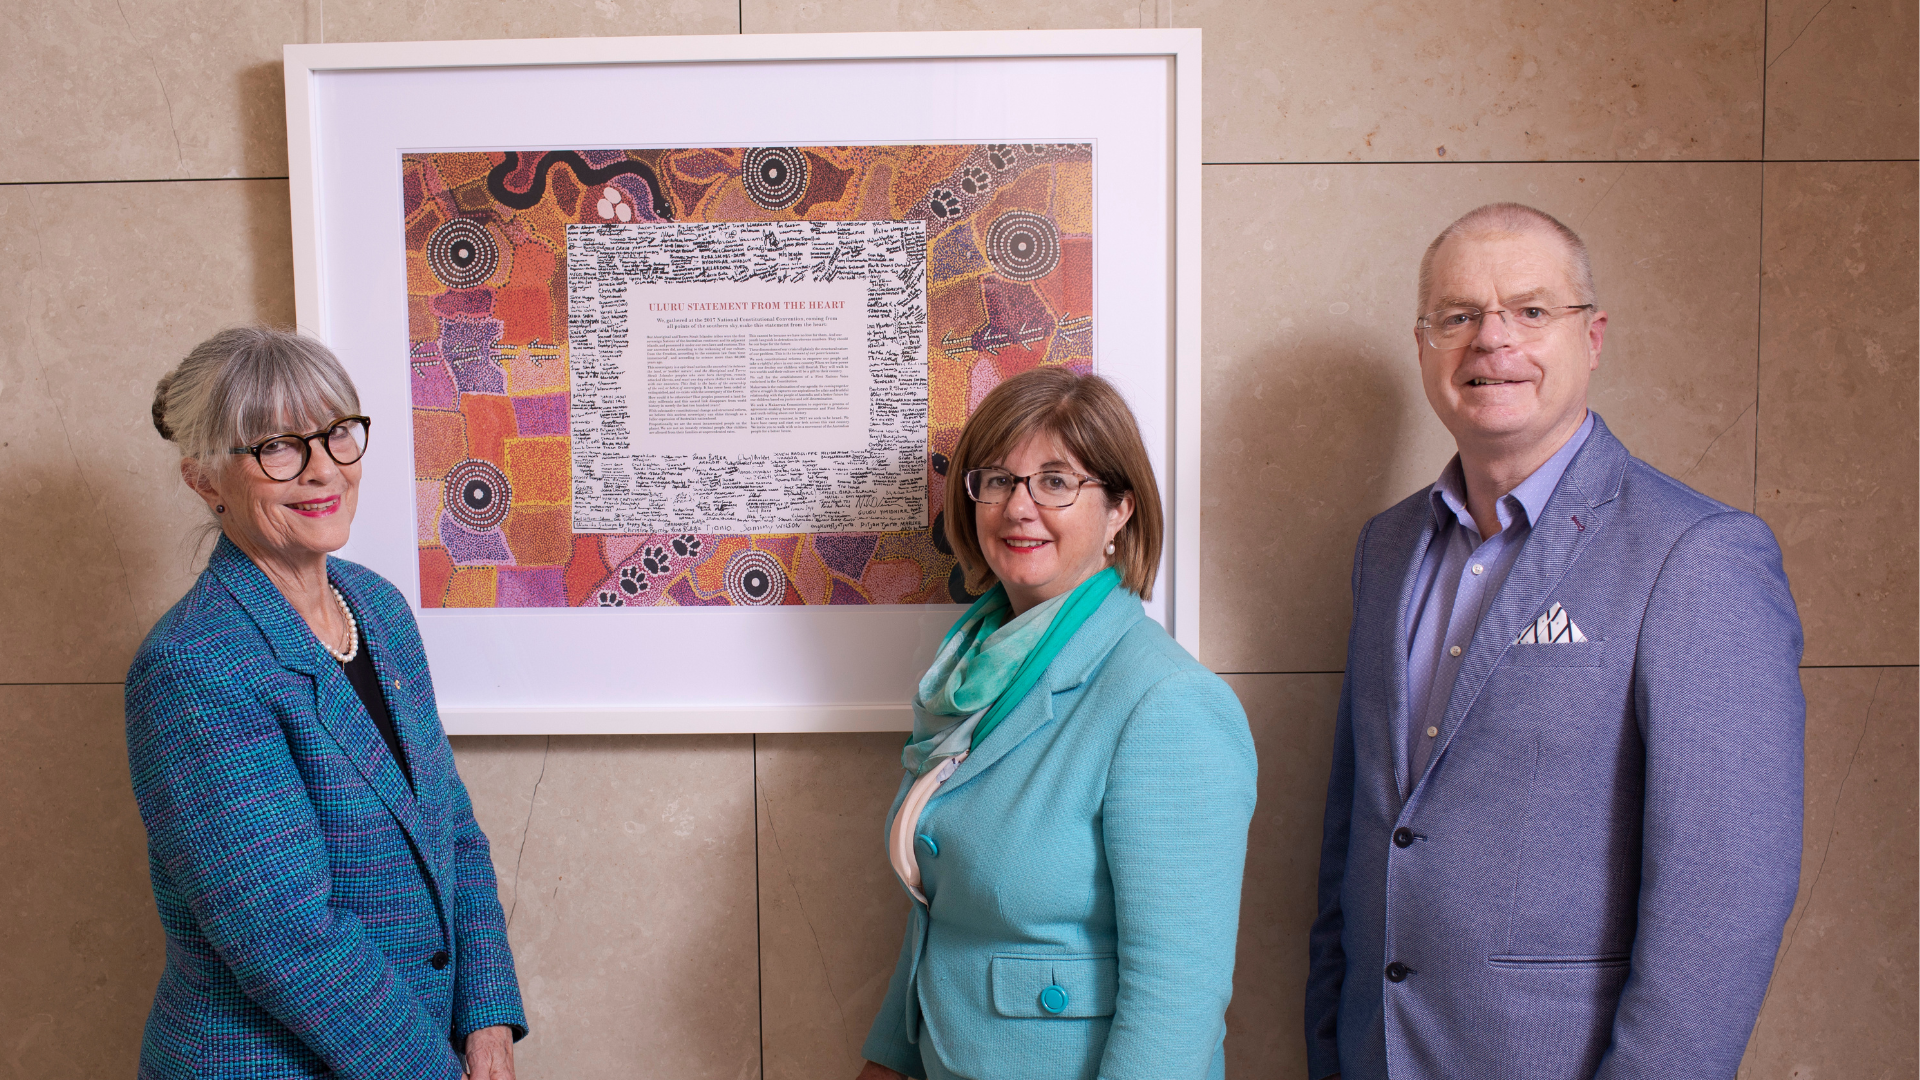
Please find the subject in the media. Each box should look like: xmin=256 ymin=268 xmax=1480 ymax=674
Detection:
xmin=485 ymin=151 xmax=675 ymax=220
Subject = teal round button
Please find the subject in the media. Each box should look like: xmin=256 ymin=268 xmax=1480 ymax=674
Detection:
xmin=917 ymin=834 xmax=938 ymax=857
xmin=1038 ymin=984 xmax=1069 ymax=1014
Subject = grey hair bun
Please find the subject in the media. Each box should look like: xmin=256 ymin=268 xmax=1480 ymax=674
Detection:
xmin=152 ymin=371 xmax=176 ymax=442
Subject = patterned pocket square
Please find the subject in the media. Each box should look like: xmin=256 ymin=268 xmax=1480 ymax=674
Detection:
xmin=1516 ymin=602 xmax=1588 ymax=644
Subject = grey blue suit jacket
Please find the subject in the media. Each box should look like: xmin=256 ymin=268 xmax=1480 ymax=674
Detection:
xmin=863 ymin=588 xmax=1257 ymax=1080
xmin=1307 ymin=414 xmax=1804 ymax=1080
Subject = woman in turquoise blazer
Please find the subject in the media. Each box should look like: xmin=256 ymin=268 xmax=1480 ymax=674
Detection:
xmin=858 ymin=368 xmax=1257 ymax=1080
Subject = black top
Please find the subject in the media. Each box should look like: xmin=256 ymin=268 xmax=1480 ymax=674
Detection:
xmin=340 ymin=640 xmax=412 ymax=790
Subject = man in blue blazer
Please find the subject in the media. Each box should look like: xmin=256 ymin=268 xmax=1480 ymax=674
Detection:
xmin=1306 ymin=203 xmax=1805 ymax=1080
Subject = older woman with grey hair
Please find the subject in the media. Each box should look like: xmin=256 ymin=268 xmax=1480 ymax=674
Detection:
xmin=126 ymin=326 xmax=526 ymax=1079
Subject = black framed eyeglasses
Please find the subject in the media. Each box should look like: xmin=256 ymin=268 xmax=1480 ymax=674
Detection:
xmin=963 ymin=467 xmax=1105 ymax=508
xmin=229 ymin=416 xmax=372 ymax=481
xmin=1417 ymin=303 xmax=1595 ymax=350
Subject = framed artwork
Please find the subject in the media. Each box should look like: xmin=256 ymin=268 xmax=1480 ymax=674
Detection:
xmin=284 ymin=29 xmax=1201 ymax=732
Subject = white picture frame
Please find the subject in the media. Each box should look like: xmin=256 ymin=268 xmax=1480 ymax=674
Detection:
xmin=283 ymin=28 xmax=1202 ymax=734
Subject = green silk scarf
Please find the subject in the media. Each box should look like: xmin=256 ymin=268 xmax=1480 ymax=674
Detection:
xmin=902 ymin=567 xmax=1121 ymax=777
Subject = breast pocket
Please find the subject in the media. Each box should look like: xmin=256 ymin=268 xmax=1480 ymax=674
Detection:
xmin=1501 ymin=639 xmax=1607 ymax=668
xmin=990 ymin=954 xmax=1117 ymax=1019
xmin=1487 ymin=952 xmax=1631 ymax=970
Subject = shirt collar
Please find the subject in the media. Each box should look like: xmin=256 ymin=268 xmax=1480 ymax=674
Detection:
xmin=1429 ymin=411 xmax=1595 ymax=538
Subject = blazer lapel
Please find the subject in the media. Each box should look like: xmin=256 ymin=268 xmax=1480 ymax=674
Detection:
xmin=934 ymin=588 xmax=1145 ymax=797
xmin=311 ymin=659 xmax=431 ymax=848
xmin=1384 ymin=506 xmax=1442 ymax=799
xmin=333 ymin=570 xmax=431 ymax=789
xmin=1417 ymin=415 xmax=1629 ymax=793
xmin=323 ymin=566 xmax=438 ymax=867
xmin=208 ymin=540 xmax=432 ymax=857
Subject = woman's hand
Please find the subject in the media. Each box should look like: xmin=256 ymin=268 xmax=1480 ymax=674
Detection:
xmin=855 ymin=1061 xmax=905 ymax=1080
xmin=464 ymin=1025 xmax=515 ymax=1079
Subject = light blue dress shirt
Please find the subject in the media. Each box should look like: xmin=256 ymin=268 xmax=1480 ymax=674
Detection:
xmin=1403 ymin=412 xmax=1593 ymax=788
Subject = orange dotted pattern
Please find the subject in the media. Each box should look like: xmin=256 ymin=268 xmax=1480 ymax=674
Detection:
xmin=404 ymin=144 xmax=1094 ymax=608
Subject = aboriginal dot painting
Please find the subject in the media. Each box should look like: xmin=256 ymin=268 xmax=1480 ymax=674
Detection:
xmin=404 ymin=144 xmax=1094 ymax=608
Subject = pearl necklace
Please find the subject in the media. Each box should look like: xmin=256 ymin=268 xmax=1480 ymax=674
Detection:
xmin=323 ymin=585 xmax=360 ymax=664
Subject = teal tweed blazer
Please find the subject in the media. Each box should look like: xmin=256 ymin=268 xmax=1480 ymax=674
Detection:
xmin=863 ymin=588 xmax=1258 ymax=1080
xmin=124 ymin=536 xmax=525 ymax=1079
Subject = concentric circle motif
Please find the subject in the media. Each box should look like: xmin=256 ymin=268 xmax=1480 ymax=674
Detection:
xmin=984 ymin=211 xmax=1061 ymax=283
xmin=443 ymin=459 xmax=512 ymax=531
xmin=723 ymin=549 xmax=787 ymax=606
xmin=740 ymin=147 xmax=810 ymax=211
xmin=425 ymin=219 xmax=499 ymax=289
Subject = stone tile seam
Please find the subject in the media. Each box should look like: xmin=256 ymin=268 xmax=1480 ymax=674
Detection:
xmin=751 ymin=731 xmax=765 ymax=1080
xmin=0 ymin=176 xmax=290 ymax=187
xmin=503 ymin=735 xmax=550 ymax=931
xmin=1760 ymin=0 xmax=1772 ymax=162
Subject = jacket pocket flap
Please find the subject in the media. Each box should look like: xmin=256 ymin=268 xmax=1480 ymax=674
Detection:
xmin=989 ymin=954 xmax=1118 ymax=1018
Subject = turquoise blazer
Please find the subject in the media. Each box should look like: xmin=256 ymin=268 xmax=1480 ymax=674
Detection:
xmin=862 ymin=588 xmax=1257 ymax=1080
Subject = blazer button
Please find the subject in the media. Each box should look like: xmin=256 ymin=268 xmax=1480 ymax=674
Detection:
xmin=430 ymin=950 xmax=450 ymax=970
xmin=1038 ymin=985 xmax=1069 ymax=1014
xmin=1385 ymin=962 xmax=1409 ymax=983
xmin=1393 ymin=827 xmax=1415 ymax=848
xmin=917 ymin=833 xmax=939 ymax=857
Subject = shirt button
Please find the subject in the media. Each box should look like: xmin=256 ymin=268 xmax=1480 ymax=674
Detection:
xmin=392 ymin=678 xmax=402 ymax=690
xmin=1426 ymin=726 xmax=1439 ymax=738
xmin=1449 ymin=645 xmax=1462 ymax=657
xmin=1471 ymin=563 xmax=1484 ymax=575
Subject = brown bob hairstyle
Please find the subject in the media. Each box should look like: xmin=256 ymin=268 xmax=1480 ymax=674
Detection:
xmin=944 ymin=366 xmax=1164 ymax=599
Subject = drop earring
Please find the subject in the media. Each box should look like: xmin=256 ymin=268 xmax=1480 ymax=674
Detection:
xmin=1105 ymin=540 xmax=1115 ymax=555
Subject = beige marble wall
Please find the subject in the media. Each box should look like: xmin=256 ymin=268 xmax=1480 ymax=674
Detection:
xmin=755 ymin=734 xmax=913 ymax=1078
xmin=1741 ymin=668 xmax=1920 ymax=1079
xmin=1183 ymin=0 xmax=1768 ymax=164
xmin=0 ymin=685 xmax=161 ymax=1079
xmin=453 ymin=734 xmax=763 ymax=1078
xmin=1 ymin=0 xmax=1912 ymax=1077
xmin=1757 ymin=162 xmax=1920 ymax=667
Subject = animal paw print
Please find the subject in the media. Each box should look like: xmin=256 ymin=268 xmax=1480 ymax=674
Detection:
xmin=618 ymin=565 xmax=648 ymax=596
xmin=639 ymin=546 xmax=672 ymax=576
xmin=596 ymin=185 xmax=633 ymax=222
xmin=928 ymin=188 xmax=963 ymax=219
xmin=986 ymin=144 xmax=1020 ymax=171
xmin=671 ymin=534 xmax=702 ymax=559
xmin=958 ymin=165 xmax=992 ymax=198
xmin=596 ymin=590 xmax=625 ymax=607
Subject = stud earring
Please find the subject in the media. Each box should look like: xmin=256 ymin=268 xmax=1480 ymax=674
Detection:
xmin=215 ymin=504 xmax=225 ymax=514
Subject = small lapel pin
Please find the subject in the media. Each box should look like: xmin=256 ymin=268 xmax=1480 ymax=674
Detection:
xmin=1571 ymin=514 xmax=1584 ymax=531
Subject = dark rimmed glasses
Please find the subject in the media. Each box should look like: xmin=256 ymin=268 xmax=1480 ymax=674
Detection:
xmin=963 ymin=467 xmax=1105 ymax=509
xmin=1417 ymin=303 xmax=1595 ymax=350
xmin=230 ymin=416 xmax=372 ymax=481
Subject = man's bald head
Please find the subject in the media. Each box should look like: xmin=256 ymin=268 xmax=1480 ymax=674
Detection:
xmin=1416 ymin=203 xmax=1596 ymax=317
